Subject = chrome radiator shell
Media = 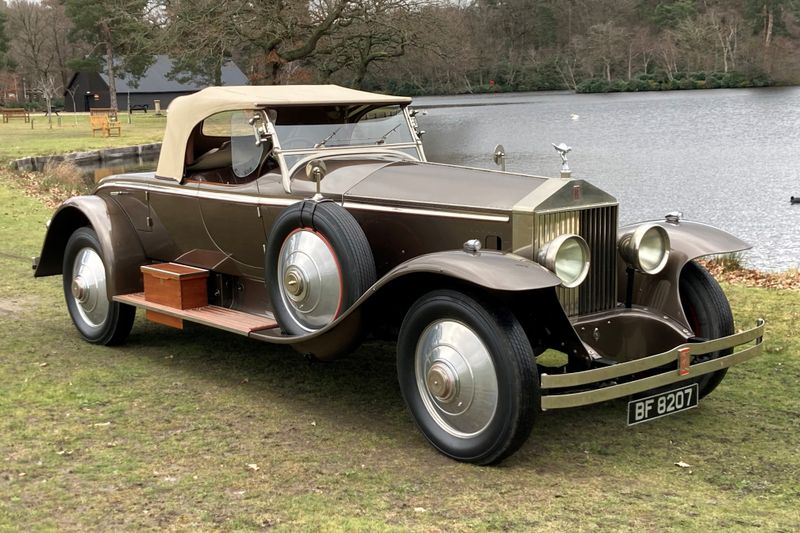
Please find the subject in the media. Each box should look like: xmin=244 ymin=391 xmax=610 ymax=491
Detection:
xmin=534 ymin=205 xmax=619 ymax=316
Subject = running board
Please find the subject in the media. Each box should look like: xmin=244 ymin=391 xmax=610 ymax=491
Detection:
xmin=114 ymin=292 xmax=278 ymax=336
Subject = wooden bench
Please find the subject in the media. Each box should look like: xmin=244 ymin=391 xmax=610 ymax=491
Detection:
xmin=129 ymin=104 xmax=149 ymax=113
xmin=90 ymin=107 xmax=118 ymax=121
xmin=2 ymin=108 xmax=30 ymax=123
xmin=90 ymin=114 xmax=122 ymax=137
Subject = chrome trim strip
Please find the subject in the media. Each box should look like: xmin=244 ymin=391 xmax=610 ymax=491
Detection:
xmin=99 ymin=181 xmax=506 ymax=221
xmin=97 ymin=181 xmax=299 ymax=207
xmin=342 ymin=202 xmax=510 ymax=222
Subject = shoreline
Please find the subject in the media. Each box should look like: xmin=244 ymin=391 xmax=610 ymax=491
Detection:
xmin=10 ymin=143 xmax=161 ymax=172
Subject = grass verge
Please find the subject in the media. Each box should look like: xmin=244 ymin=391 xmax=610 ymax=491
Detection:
xmin=0 ymin=177 xmax=798 ymax=531
xmin=0 ymin=113 xmax=166 ymax=160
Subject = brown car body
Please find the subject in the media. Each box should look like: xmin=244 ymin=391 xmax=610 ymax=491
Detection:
xmin=34 ymin=86 xmax=764 ymax=463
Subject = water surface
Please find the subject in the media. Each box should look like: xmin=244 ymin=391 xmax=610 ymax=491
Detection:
xmin=415 ymin=88 xmax=800 ymax=271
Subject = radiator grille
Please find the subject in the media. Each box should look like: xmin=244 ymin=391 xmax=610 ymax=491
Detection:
xmin=534 ymin=205 xmax=619 ymax=316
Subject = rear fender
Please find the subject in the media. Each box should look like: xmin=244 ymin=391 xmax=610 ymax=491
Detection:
xmin=34 ymin=196 xmax=146 ymax=298
xmin=618 ymin=219 xmax=750 ymax=326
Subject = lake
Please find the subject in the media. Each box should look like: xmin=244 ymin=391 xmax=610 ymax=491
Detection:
xmin=414 ymin=88 xmax=800 ymax=271
xmin=84 ymin=87 xmax=799 ymax=271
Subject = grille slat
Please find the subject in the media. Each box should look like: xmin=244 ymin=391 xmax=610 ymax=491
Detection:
xmin=535 ymin=205 xmax=618 ymax=316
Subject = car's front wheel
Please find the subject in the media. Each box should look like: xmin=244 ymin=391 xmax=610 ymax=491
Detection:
xmin=397 ymin=289 xmax=537 ymax=465
xmin=680 ymin=260 xmax=734 ymax=398
xmin=63 ymin=227 xmax=135 ymax=345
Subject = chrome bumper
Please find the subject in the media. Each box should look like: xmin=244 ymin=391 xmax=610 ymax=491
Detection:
xmin=540 ymin=319 xmax=765 ymax=410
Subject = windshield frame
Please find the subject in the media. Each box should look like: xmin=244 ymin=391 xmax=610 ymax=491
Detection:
xmin=263 ymin=104 xmax=426 ymax=193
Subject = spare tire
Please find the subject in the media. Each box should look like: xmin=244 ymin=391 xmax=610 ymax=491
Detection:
xmin=265 ymin=200 xmax=376 ymax=335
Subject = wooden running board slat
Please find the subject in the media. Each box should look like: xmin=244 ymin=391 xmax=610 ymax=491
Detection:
xmin=114 ymin=292 xmax=278 ymax=336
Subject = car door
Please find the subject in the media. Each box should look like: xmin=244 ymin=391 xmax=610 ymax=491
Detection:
xmin=195 ymin=110 xmax=269 ymax=279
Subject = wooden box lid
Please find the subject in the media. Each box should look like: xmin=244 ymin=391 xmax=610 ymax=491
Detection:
xmin=141 ymin=262 xmax=208 ymax=281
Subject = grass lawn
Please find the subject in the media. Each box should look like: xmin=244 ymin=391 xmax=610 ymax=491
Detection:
xmin=0 ymin=175 xmax=798 ymax=531
xmin=0 ymin=112 xmax=166 ymax=160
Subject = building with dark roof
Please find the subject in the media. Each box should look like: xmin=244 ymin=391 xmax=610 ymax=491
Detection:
xmin=64 ymin=55 xmax=249 ymax=112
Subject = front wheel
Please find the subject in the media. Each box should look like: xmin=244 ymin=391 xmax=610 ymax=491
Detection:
xmin=680 ymin=260 xmax=734 ymax=398
xmin=397 ymin=289 xmax=537 ymax=465
xmin=63 ymin=227 xmax=135 ymax=345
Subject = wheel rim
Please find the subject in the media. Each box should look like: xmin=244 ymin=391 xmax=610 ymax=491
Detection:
xmin=277 ymin=229 xmax=342 ymax=332
xmin=414 ymin=320 xmax=498 ymax=438
xmin=70 ymin=247 xmax=109 ymax=328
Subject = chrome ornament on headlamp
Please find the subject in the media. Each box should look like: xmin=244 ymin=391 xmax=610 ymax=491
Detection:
xmin=618 ymin=223 xmax=670 ymax=275
xmin=537 ymin=234 xmax=590 ymax=288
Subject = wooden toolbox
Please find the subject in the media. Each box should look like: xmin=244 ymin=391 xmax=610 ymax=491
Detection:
xmin=141 ymin=263 xmax=209 ymax=328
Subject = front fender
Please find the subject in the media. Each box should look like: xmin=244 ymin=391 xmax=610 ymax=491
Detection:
xmin=379 ymin=249 xmax=562 ymax=291
xmin=34 ymin=195 xmax=146 ymax=299
xmin=252 ymin=250 xmax=562 ymax=359
xmin=618 ymin=219 xmax=750 ymax=326
xmin=620 ymin=219 xmax=750 ymax=265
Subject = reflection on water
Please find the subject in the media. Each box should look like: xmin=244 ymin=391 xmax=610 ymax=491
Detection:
xmin=81 ymin=154 xmax=159 ymax=185
xmin=416 ymin=88 xmax=800 ymax=271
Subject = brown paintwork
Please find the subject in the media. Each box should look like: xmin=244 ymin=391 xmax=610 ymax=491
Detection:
xmin=617 ymin=219 xmax=751 ymax=331
xmin=35 ymin=92 xmax=759 ymax=370
xmin=35 ymin=195 xmax=147 ymax=298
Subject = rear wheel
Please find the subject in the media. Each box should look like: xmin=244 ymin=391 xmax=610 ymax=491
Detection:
xmin=63 ymin=227 xmax=135 ymax=345
xmin=397 ymin=289 xmax=537 ymax=465
xmin=679 ymin=260 xmax=734 ymax=398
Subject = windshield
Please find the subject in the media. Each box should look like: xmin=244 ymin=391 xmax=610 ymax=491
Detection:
xmin=272 ymin=104 xmax=416 ymax=152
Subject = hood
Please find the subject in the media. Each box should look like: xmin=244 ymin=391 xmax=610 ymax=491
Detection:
xmin=342 ymin=161 xmax=551 ymax=213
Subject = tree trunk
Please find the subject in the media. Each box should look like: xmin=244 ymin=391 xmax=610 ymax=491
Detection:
xmin=764 ymin=7 xmax=773 ymax=49
xmin=104 ymin=39 xmax=118 ymax=111
xmin=627 ymin=44 xmax=633 ymax=80
xmin=214 ymin=60 xmax=222 ymax=86
xmin=764 ymin=6 xmax=774 ymax=73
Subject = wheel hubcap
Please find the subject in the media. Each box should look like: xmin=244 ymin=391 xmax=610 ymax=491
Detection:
xmin=283 ymin=267 xmax=307 ymax=301
xmin=71 ymin=276 xmax=88 ymax=303
xmin=277 ymin=229 xmax=342 ymax=331
xmin=70 ymin=247 xmax=109 ymax=328
xmin=427 ymin=362 xmax=457 ymax=402
xmin=415 ymin=320 xmax=498 ymax=438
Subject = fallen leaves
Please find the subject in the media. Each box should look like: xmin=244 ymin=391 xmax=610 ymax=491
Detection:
xmin=700 ymin=259 xmax=800 ymax=290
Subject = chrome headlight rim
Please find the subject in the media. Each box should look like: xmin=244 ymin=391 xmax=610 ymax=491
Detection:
xmin=538 ymin=234 xmax=591 ymax=288
xmin=619 ymin=223 xmax=671 ymax=275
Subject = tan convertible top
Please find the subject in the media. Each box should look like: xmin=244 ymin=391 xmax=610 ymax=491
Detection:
xmin=156 ymin=85 xmax=412 ymax=181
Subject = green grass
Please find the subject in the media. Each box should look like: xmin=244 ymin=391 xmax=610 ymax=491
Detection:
xmin=0 ymin=179 xmax=798 ymax=531
xmin=0 ymin=113 xmax=166 ymax=160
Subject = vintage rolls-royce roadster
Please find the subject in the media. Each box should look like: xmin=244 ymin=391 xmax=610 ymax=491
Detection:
xmin=34 ymin=85 xmax=764 ymax=464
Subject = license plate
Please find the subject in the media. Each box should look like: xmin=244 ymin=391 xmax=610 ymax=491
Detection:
xmin=627 ymin=383 xmax=699 ymax=426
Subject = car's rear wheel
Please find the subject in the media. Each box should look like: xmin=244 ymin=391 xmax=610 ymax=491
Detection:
xmin=265 ymin=200 xmax=376 ymax=335
xmin=63 ymin=227 xmax=135 ymax=345
xmin=397 ymin=289 xmax=537 ymax=465
xmin=680 ymin=260 xmax=734 ymax=398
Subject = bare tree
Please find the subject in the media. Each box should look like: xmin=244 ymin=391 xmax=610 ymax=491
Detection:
xmin=586 ymin=21 xmax=629 ymax=81
xmin=33 ymin=73 xmax=58 ymax=127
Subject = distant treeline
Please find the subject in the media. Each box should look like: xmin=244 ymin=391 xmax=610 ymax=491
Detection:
xmin=1 ymin=0 xmax=799 ymax=106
